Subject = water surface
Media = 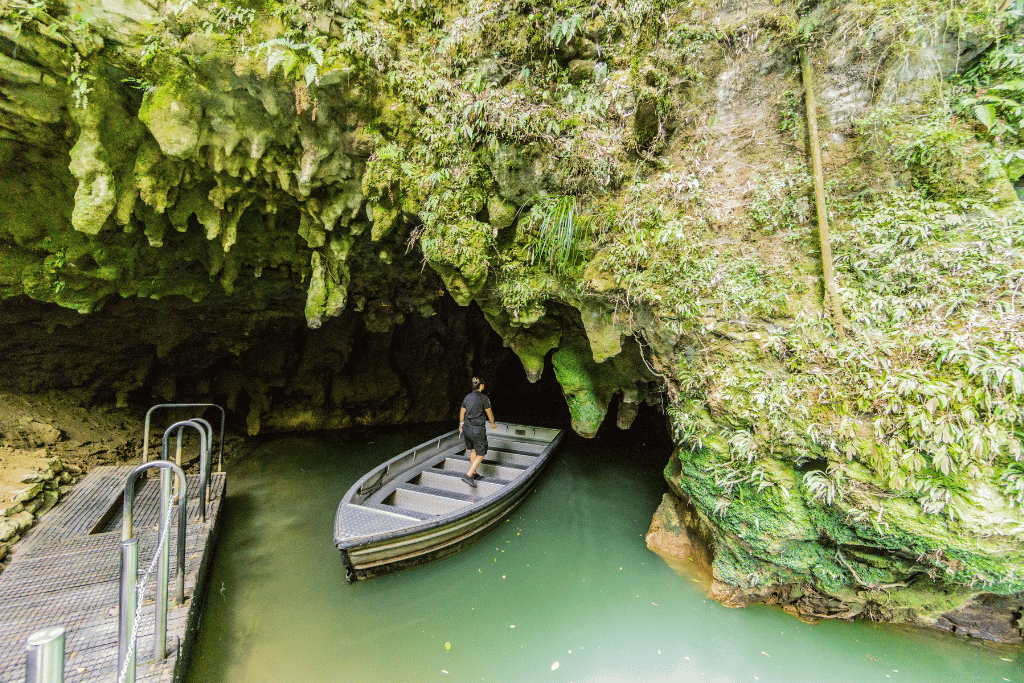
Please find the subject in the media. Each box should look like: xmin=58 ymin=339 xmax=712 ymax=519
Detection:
xmin=186 ymin=425 xmax=1022 ymax=683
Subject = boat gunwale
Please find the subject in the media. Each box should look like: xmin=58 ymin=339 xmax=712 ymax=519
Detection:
xmin=334 ymin=423 xmax=562 ymax=551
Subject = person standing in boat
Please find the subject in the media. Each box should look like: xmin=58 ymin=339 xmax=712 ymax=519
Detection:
xmin=459 ymin=377 xmax=496 ymax=488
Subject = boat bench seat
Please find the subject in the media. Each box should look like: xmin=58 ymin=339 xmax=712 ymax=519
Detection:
xmin=454 ymin=448 xmax=539 ymax=467
xmin=366 ymin=502 xmax=434 ymax=521
xmin=438 ymin=456 xmax=526 ymax=482
xmin=428 ymin=468 xmax=512 ymax=487
xmin=396 ymin=482 xmax=475 ymax=502
xmin=380 ymin=485 xmax=473 ymax=517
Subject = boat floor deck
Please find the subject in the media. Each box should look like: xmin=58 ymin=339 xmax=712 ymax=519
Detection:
xmin=0 ymin=466 xmax=226 ymax=683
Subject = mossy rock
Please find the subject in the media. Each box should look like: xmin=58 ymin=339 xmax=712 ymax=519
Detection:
xmin=138 ymin=83 xmax=204 ymax=159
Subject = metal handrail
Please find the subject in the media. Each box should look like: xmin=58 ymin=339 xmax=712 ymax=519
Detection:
xmin=162 ymin=421 xmax=210 ymax=521
xmin=172 ymin=418 xmax=212 ymax=468
xmin=119 ymin=460 xmax=187 ymax=681
xmin=24 ymin=626 xmax=64 ymax=683
xmin=142 ymin=404 xmax=225 ymax=472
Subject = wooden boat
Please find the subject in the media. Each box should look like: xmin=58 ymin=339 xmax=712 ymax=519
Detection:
xmin=334 ymin=422 xmax=564 ymax=581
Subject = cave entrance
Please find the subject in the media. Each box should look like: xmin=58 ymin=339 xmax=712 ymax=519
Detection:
xmin=487 ymin=341 xmax=673 ymax=467
xmin=487 ymin=349 xmax=571 ymax=430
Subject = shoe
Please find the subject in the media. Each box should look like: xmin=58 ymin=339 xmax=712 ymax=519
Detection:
xmin=461 ymin=474 xmax=477 ymax=488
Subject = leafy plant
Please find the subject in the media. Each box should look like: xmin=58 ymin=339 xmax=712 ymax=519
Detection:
xmin=252 ymin=37 xmax=326 ymax=86
xmin=527 ymin=195 xmax=593 ymax=275
xmin=68 ymin=53 xmax=95 ymax=109
xmin=1 ymin=0 xmax=49 ymax=32
xmin=749 ymin=166 xmax=813 ymax=233
xmin=803 ymin=468 xmax=842 ymax=505
xmin=955 ymin=27 xmax=1024 ymax=178
xmin=549 ymin=13 xmax=584 ymax=48
xmin=1000 ymin=458 xmax=1024 ymax=507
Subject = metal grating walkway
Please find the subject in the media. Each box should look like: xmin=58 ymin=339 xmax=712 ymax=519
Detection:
xmin=0 ymin=466 xmax=226 ymax=683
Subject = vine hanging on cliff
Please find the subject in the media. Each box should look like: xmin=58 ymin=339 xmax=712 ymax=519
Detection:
xmin=801 ymin=47 xmax=849 ymax=337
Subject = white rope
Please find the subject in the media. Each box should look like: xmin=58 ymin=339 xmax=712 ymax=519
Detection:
xmin=117 ymin=493 xmax=176 ymax=683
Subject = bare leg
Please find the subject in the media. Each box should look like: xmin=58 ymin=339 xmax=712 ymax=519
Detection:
xmin=467 ymin=454 xmax=484 ymax=477
xmin=461 ymin=449 xmax=479 ymax=487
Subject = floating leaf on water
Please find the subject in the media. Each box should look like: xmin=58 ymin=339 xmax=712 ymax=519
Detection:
xmin=445 ymin=642 xmax=451 ymax=650
xmin=552 ymin=662 xmax=559 ymax=670
xmin=761 ymin=651 xmax=770 ymax=657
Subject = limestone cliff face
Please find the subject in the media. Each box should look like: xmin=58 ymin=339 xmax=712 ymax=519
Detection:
xmin=2 ymin=0 xmax=1023 ymax=640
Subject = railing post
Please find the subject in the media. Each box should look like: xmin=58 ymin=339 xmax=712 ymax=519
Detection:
xmin=119 ymin=460 xmax=187 ymax=679
xmin=118 ymin=538 xmax=138 ymax=683
xmin=162 ymin=421 xmax=209 ymax=522
xmin=154 ymin=468 xmax=171 ymax=663
xmin=188 ymin=418 xmax=214 ymax=516
xmin=24 ymin=626 xmax=64 ymax=683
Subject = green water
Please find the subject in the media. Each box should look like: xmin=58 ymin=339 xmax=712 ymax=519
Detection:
xmin=186 ymin=425 xmax=1022 ymax=683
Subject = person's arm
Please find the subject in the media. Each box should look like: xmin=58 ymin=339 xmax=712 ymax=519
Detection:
xmin=485 ymin=408 xmax=496 ymax=429
xmin=459 ymin=407 xmax=466 ymax=433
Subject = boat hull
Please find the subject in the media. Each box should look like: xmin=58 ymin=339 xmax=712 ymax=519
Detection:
xmin=335 ymin=423 xmax=562 ymax=581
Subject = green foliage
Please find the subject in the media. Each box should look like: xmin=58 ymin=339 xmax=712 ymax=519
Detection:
xmin=253 ymin=36 xmax=325 ymax=85
xmin=857 ymin=109 xmax=992 ymax=200
xmin=660 ymin=184 xmax=1023 ymax=527
xmin=68 ymin=53 xmax=95 ymax=109
xmin=834 ymin=192 xmax=1024 ymax=329
xmin=525 ymin=195 xmax=593 ymax=275
xmin=803 ymin=468 xmax=842 ymax=505
xmin=776 ymin=90 xmax=802 ymax=137
xmin=770 ymin=194 xmax=1024 ymax=516
xmin=954 ymin=20 xmax=1024 ymax=174
xmin=1001 ymin=459 xmax=1024 ymax=507
xmin=0 ymin=0 xmax=51 ymax=28
xmin=749 ymin=165 xmax=813 ymax=233
xmin=494 ymin=259 xmax=556 ymax=317
xmin=548 ymin=13 xmax=584 ymax=47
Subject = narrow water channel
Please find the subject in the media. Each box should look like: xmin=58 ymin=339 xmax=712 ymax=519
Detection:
xmin=186 ymin=422 xmax=1021 ymax=683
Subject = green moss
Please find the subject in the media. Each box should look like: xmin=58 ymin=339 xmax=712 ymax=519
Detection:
xmin=137 ymin=83 xmax=203 ymax=159
xmin=551 ymin=335 xmax=619 ymax=436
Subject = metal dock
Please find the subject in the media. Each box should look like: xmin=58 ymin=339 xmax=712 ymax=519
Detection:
xmin=0 ymin=466 xmax=226 ymax=683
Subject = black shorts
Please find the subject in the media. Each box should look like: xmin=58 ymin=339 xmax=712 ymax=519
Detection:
xmin=463 ymin=423 xmax=488 ymax=456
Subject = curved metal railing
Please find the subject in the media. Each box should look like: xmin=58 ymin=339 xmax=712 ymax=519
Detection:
xmin=118 ymin=461 xmax=187 ymax=683
xmin=142 ymin=404 xmax=225 ymax=472
xmin=162 ymin=420 xmax=211 ymax=522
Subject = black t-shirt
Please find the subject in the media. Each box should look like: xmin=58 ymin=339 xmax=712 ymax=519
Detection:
xmin=462 ymin=391 xmax=491 ymax=427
